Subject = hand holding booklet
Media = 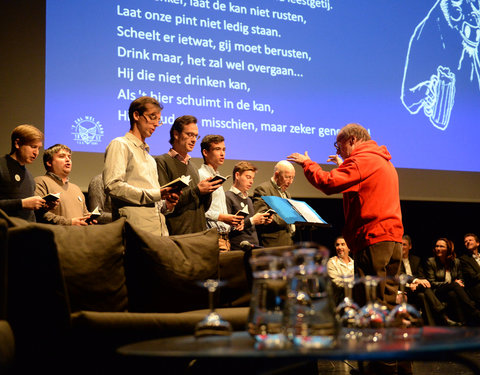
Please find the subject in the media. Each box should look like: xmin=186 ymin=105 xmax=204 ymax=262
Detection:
xmin=42 ymin=192 xmax=60 ymax=202
xmin=85 ymin=206 xmax=101 ymax=224
xmin=210 ymin=174 xmax=231 ymax=184
xmin=235 ymin=205 xmax=249 ymax=217
xmin=161 ymin=175 xmax=191 ymax=190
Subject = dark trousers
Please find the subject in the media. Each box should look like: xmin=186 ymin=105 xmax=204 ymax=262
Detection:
xmin=354 ymin=241 xmax=402 ymax=309
xmin=435 ymin=282 xmax=480 ymax=324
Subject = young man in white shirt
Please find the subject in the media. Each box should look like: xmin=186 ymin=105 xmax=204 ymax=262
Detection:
xmin=198 ymin=135 xmax=243 ymax=251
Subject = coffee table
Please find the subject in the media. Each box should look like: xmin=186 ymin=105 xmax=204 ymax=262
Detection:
xmin=117 ymin=327 xmax=480 ymax=374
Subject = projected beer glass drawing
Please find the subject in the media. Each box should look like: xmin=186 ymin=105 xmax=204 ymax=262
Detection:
xmin=425 ymin=66 xmax=456 ymax=130
xmin=400 ymin=0 xmax=480 ymax=130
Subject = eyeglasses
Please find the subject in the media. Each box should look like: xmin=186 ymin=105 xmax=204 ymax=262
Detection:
xmin=142 ymin=113 xmax=163 ymax=125
xmin=334 ymin=141 xmax=340 ymax=152
xmin=184 ymin=132 xmax=200 ymax=140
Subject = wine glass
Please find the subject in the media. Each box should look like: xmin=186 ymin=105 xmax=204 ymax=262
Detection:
xmin=335 ymin=276 xmax=360 ymax=340
xmin=386 ymin=274 xmax=423 ymax=340
xmin=194 ymin=279 xmax=232 ymax=338
xmin=356 ymin=276 xmax=388 ymax=342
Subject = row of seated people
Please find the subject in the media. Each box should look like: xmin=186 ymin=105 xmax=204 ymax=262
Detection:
xmin=327 ymin=233 xmax=480 ymax=326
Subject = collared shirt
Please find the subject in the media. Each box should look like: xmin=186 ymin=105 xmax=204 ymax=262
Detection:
xmin=198 ymin=163 xmax=230 ymax=233
xmin=229 ymin=185 xmax=255 ymax=227
xmin=402 ymin=257 xmax=413 ymax=277
xmin=270 ymin=177 xmax=295 ymax=233
xmin=327 ymin=255 xmax=354 ymax=288
xmin=168 ymin=148 xmax=191 ymax=165
xmin=103 ymin=132 xmax=168 ymax=235
xmin=270 ymin=177 xmax=287 ymax=198
xmin=473 ymin=253 xmax=480 ymax=267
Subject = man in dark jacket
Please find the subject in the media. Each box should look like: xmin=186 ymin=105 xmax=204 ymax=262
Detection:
xmin=460 ymin=233 xmax=480 ymax=306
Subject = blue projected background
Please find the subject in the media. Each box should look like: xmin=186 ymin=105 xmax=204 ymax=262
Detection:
xmin=45 ymin=0 xmax=480 ymax=172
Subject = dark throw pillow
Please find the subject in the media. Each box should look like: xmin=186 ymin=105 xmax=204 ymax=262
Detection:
xmin=124 ymin=222 xmax=219 ymax=313
xmin=52 ymin=218 xmax=127 ymax=313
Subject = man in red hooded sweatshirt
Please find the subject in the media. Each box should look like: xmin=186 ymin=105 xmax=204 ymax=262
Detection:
xmin=288 ymin=123 xmax=405 ymax=375
xmin=288 ymin=123 xmax=403 ymax=309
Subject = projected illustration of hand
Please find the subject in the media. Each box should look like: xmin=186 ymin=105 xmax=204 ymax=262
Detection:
xmin=401 ymin=0 xmax=480 ymax=131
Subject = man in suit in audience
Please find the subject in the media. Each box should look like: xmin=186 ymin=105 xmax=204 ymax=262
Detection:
xmin=156 ymin=115 xmax=222 ymax=235
xmin=460 ymin=233 xmax=480 ymax=306
xmin=0 ymin=125 xmax=51 ymax=222
xmin=399 ymin=235 xmax=430 ymax=297
xmin=35 ymin=144 xmax=92 ymax=225
xmin=252 ymin=160 xmax=296 ymax=247
xmin=103 ymin=96 xmax=178 ymax=236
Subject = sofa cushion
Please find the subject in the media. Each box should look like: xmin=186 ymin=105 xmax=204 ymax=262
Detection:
xmin=218 ymin=250 xmax=251 ymax=307
xmin=52 ymin=218 xmax=127 ymax=313
xmin=124 ymin=223 xmax=219 ymax=313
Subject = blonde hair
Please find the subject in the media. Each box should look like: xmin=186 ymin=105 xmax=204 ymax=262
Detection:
xmin=10 ymin=125 xmax=44 ymax=154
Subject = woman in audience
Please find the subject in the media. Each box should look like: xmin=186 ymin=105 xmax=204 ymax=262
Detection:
xmin=424 ymin=237 xmax=480 ymax=326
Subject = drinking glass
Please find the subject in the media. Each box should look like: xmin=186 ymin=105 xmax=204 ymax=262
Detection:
xmin=335 ymin=276 xmax=360 ymax=340
xmin=194 ymin=279 xmax=232 ymax=338
xmin=247 ymin=251 xmax=289 ymax=349
xmin=356 ymin=276 xmax=388 ymax=342
xmin=283 ymin=243 xmax=337 ymax=349
xmin=386 ymin=274 xmax=423 ymax=340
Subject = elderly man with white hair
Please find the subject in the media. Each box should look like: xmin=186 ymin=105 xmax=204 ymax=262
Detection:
xmin=252 ymin=160 xmax=295 ymax=247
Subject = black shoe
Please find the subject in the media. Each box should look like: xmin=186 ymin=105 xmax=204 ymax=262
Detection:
xmin=443 ymin=315 xmax=463 ymax=326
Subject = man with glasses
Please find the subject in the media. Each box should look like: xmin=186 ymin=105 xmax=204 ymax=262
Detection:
xmin=252 ymin=160 xmax=296 ymax=247
xmin=288 ymin=123 xmax=403 ymax=308
xmin=103 ymin=96 xmax=179 ymax=236
xmin=288 ymin=123 xmax=404 ymax=375
xmin=156 ymin=115 xmax=222 ymax=235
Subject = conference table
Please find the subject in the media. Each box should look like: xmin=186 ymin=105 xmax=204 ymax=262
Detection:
xmin=117 ymin=327 xmax=480 ymax=374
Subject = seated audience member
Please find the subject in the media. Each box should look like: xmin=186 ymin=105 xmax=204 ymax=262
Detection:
xmin=424 ymin=237 xmax=480 ymax=326
xmin=87 ymin=173 xmax=112 ymax=224
xmin=0 ymin=125 xmax=50 ymax=221
xmin=400 ymin=235 xmax=450 ymax=325
xmin=327 ymin=236 xmax=354 ymax=305
xmin=252 ymin=160 xmax=296 ymax=247
xmin=225 ymin=161 xmax=272 ymax=250
xmin=460 ymin=233 xmax=480 ymax=307
xmin=35 ymin=144 xmax=92 ymax=225
xmin=198 ymin=135 xmax=243 ymax=251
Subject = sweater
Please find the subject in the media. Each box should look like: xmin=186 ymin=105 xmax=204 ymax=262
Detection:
xmin=302 ymin=140 xmax=403 ymax=253
xmin=155 ymin=153 xmax=211 ymax=235
xmin=34 ymin=173 xmax=89 ymax=225
xmin=0 ymin=154 xmax=36 ymax=221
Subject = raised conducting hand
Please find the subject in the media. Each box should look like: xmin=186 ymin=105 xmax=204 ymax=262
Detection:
xmin=22 ymin=196 xmax=46 ymax=210
xmin=327 ymin=154 xmax=343 ymax=166
xmin=287 ymin=151 xmax=310 ymax=166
